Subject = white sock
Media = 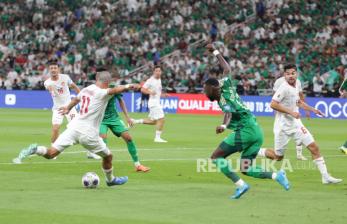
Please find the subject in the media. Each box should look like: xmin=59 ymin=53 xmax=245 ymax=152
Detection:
xmin=155 ymin=130 xmax=162 ymax=139
xmin=36 ymin=146 xmax=47 ymax=156
xmin=235 ymin=179 xmax=245 ymax=187
xmin=258 ymin=148 xmax=267 ymax=157
xmin=296 ymin=145 xmax=303 ymax=157
xmin=134 ymin=161 xmax=141 ymax=167
xmin=314 ymin=157 xmax=329 ymax=178
xmin=134 ymin=119 xmax=144 ymax=124
xmin=272 ymin=172 xmax=278 ymax=180
xmin=103 ymin=167 xmax=115 ymax=182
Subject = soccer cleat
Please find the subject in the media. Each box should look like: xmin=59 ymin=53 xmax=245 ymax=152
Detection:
xmin=339 ymin=146 xmax=347 ymax=155
xmin=230 ymin=183 xmax=250 ymax=199
xmin=136 ymin=164 xmax=151 ymax=172
xmin=275 ymin=170 xmax=290 ymax=191
xmin=87 ymin=152 xmax=101 ymax=160
xmin=13 ymin=143 xmax=38 ymax=164
xmin=106 ymin=176 xmax=128 ymax=186
xmin=296 ymin=155 xmax=308 ymax=161
xmin=322 ymin=175 xmax=343 ymax=184
xmin=154 ymin=137 xmax=168 ymax=143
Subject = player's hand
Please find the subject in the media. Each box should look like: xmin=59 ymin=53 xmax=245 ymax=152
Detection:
xmin=216 ymin=125 xmax=226 ymax=134
xmin=290 ymin=112 xmax=300 ymax=119
xmin=58 ymin=106 xmax=69 ymax=115
xmin=206 ymin=43 xmax=215 ymax=53
xmin=127 ymin=117 xmax=134 ymax=127
xmin=314 ymin=109 xmax=325 ymax=117
xmin=127 ymin=84 xmax=141 ymax=91
xmin=305 ymin=110 xmax=311 ymax=120
xmin=149 ymin=90 xmax=156 ymax=96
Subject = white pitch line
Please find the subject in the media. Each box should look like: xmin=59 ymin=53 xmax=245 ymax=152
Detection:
xmin=61 ymin=147 xmax=200 ymax=154
xmin=0 ymin=155 xmax=346 ymax=165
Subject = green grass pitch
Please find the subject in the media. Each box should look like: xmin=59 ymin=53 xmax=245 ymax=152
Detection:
xmin=0 ymin=108 xmax=346 ymax=224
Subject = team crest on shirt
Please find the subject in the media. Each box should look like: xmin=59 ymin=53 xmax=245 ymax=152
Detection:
xmin=61 ymin=82 xmax=65 ymax=86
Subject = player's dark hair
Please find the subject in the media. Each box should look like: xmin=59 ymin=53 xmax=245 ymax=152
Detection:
xmin=48 ymin=60 xmax=58 ymax=66
xmin=284 ymin=64 xmax=297 ymax=71
xmin=204 ymin=78 xmax=219 ymax=87
xmin=154 ymin=65 xmax=161 ymax=70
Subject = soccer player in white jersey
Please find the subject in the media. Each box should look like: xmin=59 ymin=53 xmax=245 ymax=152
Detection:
xmin=44 ymin=61 xmax=99 ymax=160
xmin=258 ymin=64 xmax=342 ymax=184
xmin=13 ymin=71 xmax=140 ymax=186
xmin=273 ymin=76 xmax=308 ymax=160
xmin=132 ymin=66 xmax=169 ymax=143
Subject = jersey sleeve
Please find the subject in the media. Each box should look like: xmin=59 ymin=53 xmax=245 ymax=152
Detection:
xmin=44 ymin=80 xmax=50 ymax=89
xmin=273 ymin=79 xmax=280 ymax=92
xmin=143 ymin=79 xmax=152 ymax=89
xmin=297 ymin=80 xmax=303 ymax=92
xmin=272 ymin=84 xmax=286 ymax=102
xmin=115 ymin=93 xmax=123 ymax=100
xmin=65 ymin=75 xmax=73 ymax=86
xmin=218 ymin=76 xmax=232 ymax=89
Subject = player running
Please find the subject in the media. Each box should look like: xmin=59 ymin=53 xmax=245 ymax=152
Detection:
xmin=100 ymin=81 xmax=150 ymax=172
xmin=43 ymin=60 xmax=100 ymax=160
xmin=259 ymin=64 xmax=342 ymax=184
xmin=204 ymin=44 xmax=290 ymax=199
xmin=131 ymin=66 xmax=169 ymax=143
xmin=273 ymin=75 xmax=308 ymax=160
xmin=13 ymin=71 xmax=140 ymax=186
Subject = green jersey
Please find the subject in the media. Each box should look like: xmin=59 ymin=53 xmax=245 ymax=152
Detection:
xmin=103 ymin=93 xmax=122 ymax=121
xmin=218 ymin=76 xmax=255 ymax=130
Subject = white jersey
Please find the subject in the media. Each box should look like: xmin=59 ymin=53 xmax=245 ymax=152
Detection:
xmin=143 ymin=76 xmax=162 ymax=107
xmin=272 ymin=80 xmax=301 ymax=133
xmin=68 ymin=84 xmax=112 ymax=137
xmin=273 ymin=77 xmax=302 ymax=92
xmin=44 ymin=74 xmax=73 ymax=110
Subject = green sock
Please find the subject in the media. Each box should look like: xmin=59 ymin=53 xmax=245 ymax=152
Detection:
xmin=213 ymin=158 xmax=240 ymax=183
xmin=127 ymin=140 xmax=139 ymax=163
xmin=343 ymin=141 xmax=347 ymax=148
xmin=245 ymin=165 xmax=273 ymax=179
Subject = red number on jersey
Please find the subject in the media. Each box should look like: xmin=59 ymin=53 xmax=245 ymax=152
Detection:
xmin=80 ymin=96 xmax=91 ymax=115
xmin=301 ymin=127 xmax=307 ymax=134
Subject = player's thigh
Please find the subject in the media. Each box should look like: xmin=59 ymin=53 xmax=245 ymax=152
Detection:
xmin=274 ymin=130 xmax=291 ymax=156
xmin=148 ymin=106 xmax=164 ymax=120
xmin=65 ymin=107 xmax=78 ymax=122
xmin=52 ymin=128 xmax=78 ymax=152
xmin=217 ymin=130 xmax=243 ymax=157
xmin=79 ymin=134 xmax=111 ymax=158
xmin=240 ymin=125 xmax=264 ymax=159
xmin=52 ymin=109 xmax=64 ymax=125
xmin=109 ymin=119 xmax=129 ymax=137
xmin=293 ymin=125 xmax=314 ymax=147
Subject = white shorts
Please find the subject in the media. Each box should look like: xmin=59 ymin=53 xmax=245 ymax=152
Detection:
xmin=148 ymin=106 xmax=164 ymax=120
xmin=274 ymin=125 xmax=314 ymax=156
xmin=52 ymin=107 xmax=77 ymax=125
xmin=52 ymin=128 xmax=111 ymax=158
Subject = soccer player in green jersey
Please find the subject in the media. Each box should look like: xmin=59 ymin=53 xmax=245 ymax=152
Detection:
xmin=100 ymin=84 xmax=150 ymax=172
xmin=203 ymin=44 xmax=290 ymax=199
xmin=339 ymin=78 xmax=347 ymax=154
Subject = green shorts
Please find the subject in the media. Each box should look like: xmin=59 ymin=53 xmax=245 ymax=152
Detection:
xmin=219 ymin=122 xmax=263 ymax=160
xmin=100 ymin=118 xmax=128 ymax=137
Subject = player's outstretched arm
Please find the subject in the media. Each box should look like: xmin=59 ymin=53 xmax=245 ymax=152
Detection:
xmin=270 ymin=100 xmax=300 ymax=119
xmin=108 ymin=84 xmax=141 ymax=95
xmin=216 ymin=112 xmax=232 ymax=134
xmin=206 ymin=43 xmax=231 ymax=75
xmin=297 ymin=100 xmax=325 ymax=117
xmin=59 ymin=97 xmax=80 ymax=115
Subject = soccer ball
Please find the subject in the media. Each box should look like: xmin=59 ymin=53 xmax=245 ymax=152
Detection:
xmin=82 ymin=172 xmax=100 ymax=188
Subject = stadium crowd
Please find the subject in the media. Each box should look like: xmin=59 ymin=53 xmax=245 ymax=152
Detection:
xmin=0 ymin=0 xmax=346 ymax=97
